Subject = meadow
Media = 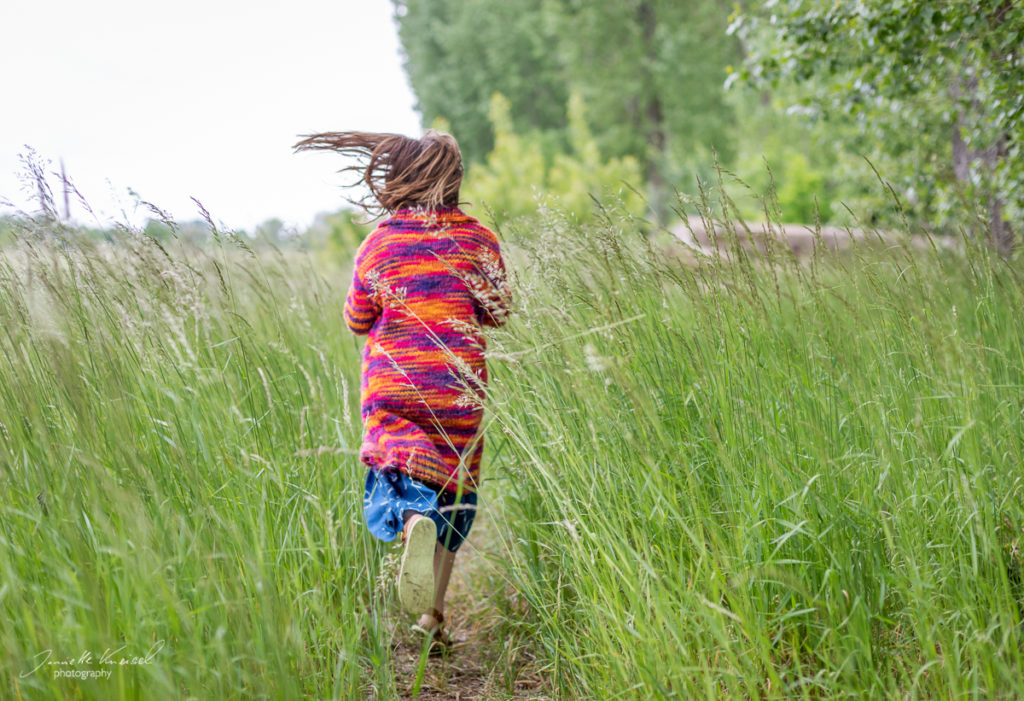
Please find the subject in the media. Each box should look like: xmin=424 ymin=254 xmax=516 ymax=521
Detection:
xmin=0 ymin=190 xmax=1022 ymax=699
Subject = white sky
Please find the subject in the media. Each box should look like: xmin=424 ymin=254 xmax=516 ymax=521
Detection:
xmin=0 ymin=0 xmax=421 ymax=232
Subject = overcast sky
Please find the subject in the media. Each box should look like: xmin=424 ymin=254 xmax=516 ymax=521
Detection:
xmin=0 ymin=0 xmax=421 ymax=232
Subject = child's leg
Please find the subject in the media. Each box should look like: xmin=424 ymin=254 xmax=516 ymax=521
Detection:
xmin=417 ymin=544 xmax=456 ymax=629
xmin=413 ymin=490 xmax=475 ymax=638
xmin=434 ymin=545 xmax=457 ymax=613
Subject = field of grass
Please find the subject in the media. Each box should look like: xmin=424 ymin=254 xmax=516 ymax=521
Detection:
xmin=1 ymin=194 xmax=1021 ymax=699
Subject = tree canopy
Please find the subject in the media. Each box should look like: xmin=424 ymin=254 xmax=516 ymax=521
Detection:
xmin=732 ymin=0 xmax=1023 ymax=250
xmin=393 ymin=0 xmax=741 ymax=220
xmin=393 ymin=0 xmax=568 ymax=164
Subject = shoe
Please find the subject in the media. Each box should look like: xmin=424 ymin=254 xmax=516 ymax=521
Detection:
xmin=411 ymin=608 xmax=453 ymax=656
xmin=397 ymin=515 xmax=436 ymax=615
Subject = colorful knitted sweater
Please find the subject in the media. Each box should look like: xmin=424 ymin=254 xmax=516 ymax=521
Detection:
xmin=344 ymin=206 xmax=511 ymax=493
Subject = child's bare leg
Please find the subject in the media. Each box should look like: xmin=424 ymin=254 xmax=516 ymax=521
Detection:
xmin=433 ymin=546 xmax=457 ymax=613
xmin=417 ymin=544 xmax=456 ymax=629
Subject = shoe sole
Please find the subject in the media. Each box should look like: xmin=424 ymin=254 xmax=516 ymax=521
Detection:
xmin=397 ymin=517 xmax=436 ymax=615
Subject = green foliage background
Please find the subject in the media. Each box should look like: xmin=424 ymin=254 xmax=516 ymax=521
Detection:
xmin=731 ymin=0 xmax=1023 ymax=244
xmin=393 ymin=0 xmax=1022 ymax=245
xmin=460 ymin=92 xmax=644 ymax=226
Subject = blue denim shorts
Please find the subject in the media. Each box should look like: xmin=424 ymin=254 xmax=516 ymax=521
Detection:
xmin=362 ymin=469 xmax=478 ymax=552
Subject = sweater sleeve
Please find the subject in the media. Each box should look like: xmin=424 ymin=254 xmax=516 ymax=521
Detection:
xmin=344 ymin=235 xmax=382 ymax=335
xmin=469 ymin=226 xmax=512 ymax=328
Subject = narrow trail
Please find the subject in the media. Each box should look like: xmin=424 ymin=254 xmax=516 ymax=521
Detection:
xmin=388 ymin=504 xmax=548 ymax=700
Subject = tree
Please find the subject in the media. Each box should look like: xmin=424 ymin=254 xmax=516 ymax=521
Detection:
xmin=392 ymin=0 xmax=741 ymax=221
xmin=547 ymin=0 xmax=739 ymax=220
xmin=392 ymin=0 xmax=568 ymax=164
xmin=462 ymin=91 xmax=644 ymax=225
xmin=254 ymin=218 xmax=287 ymax=245
xmin=732 ymin=0 xmax=1024 ymax=252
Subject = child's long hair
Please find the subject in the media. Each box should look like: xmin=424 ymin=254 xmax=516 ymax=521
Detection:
xmin=293 ymin=129 xmax=463 ymax=217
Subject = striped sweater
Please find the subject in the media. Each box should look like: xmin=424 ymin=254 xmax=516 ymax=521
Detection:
xmin=344 ymin=206 xmax=511 ymax=493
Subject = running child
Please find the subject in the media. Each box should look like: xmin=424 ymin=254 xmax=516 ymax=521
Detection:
xmin=294 ymin=129 xmax=511 ymax=653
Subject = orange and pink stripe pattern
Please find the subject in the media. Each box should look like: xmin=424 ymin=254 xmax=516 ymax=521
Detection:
xmin=345 ymin=206 xmax=511 ymax=493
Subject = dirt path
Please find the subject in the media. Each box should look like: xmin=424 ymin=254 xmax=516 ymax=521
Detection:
xmin=388 ymin=506 xmax=548 ymax=700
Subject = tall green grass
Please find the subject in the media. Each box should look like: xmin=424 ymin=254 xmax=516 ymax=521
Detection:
xmin=484 ymin=197 xmax=1024 ymax=698
xmin=0 ymin=216 xmax=404 ymax=698
xmin=1 ymin=184 xmax=1021 ymax=699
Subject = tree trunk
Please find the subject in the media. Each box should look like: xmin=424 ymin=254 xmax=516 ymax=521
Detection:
xmin=950 ymin=69 xmax=1014 ymax=255
xmin=985 ymin=133 xmax=1014 ymax=254
xmin=638 ymin=1 xmax=668 ymax=224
